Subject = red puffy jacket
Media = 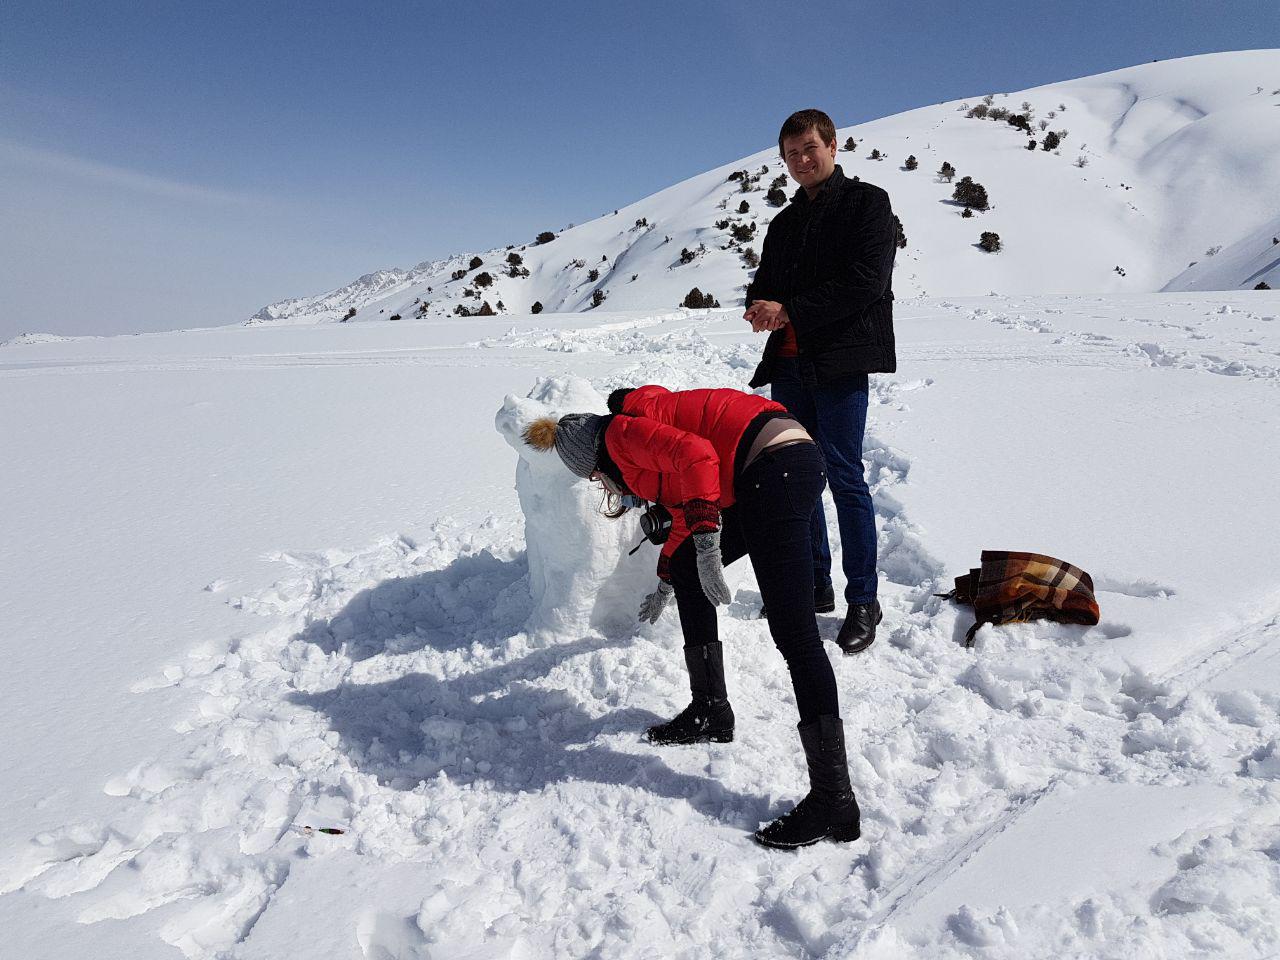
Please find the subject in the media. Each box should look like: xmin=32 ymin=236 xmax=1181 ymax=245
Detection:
xmin=604 ymin=385 xmax=787 ymax=580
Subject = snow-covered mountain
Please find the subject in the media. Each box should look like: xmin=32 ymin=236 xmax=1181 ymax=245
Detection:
xmin=246 ymin=50 xmax=1280 ymax=327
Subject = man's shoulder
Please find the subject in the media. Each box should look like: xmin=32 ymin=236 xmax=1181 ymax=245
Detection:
xmin=835 ymin=177 xmax=890 ymax=207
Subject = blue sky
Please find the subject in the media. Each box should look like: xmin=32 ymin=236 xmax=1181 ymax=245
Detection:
xmin=1 ymin=1 xmax=1273 ymax=338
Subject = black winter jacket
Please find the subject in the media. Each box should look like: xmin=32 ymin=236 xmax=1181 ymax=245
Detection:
xmin=746 ymin=165 xmax=897 ymax=385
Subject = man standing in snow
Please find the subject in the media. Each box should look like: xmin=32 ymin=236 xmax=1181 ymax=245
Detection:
xmin=744 ymin=108 xmax=897 ymax=654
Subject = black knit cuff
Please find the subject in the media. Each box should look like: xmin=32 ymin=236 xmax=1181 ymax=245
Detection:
xmin=657 ymin=554 xmax=671 ymax=582
xmin=683 ymin=498 xmax=720 ymax=534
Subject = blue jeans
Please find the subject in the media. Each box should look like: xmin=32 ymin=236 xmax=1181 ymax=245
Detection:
xmin=769 ymin=358 xmax=877 ymax=604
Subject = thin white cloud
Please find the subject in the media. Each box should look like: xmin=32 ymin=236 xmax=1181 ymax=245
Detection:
xmin=0 ymin=138 xmax=265 ymax=206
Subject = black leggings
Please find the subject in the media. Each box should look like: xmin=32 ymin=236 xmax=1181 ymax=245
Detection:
xmin=667 ymin=441 xmax=839 ymax=724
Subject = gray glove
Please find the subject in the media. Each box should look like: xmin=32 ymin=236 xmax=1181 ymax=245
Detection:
xmin=693 ymin=531 xmax=732 ymax=605
xmin=638 ymin=581 xmax=674 ymax=623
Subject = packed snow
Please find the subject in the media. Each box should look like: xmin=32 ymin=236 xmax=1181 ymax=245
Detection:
xmin=4 ymin=284 xmax=1280 ymax=958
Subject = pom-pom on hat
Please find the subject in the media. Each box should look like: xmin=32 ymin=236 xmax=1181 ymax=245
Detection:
xmin=522 ymin=413 xmax=606 ymax=479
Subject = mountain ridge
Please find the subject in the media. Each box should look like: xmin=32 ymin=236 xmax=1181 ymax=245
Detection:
xmin=246 ymin=49 xmax=1280 ymax=327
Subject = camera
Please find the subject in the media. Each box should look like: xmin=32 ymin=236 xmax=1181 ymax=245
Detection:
xmin=639 ymin=502 xmax=673 ymax=545
xmin=625 ymin=499 xmax=673 ymax=555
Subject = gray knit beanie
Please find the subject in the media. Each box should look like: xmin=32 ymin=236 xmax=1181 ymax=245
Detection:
xmin=554 ymin=413 xmax=606 ymax=479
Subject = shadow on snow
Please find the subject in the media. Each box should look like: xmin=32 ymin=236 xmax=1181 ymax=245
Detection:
xmin=286 ymin=550 xmax=761 ymax=825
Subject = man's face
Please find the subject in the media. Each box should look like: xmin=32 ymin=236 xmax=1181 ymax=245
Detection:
xmin=782 ymin=129 xmax=837 ymax=191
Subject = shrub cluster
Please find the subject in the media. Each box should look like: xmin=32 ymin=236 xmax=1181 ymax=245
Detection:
xmin=682 ymin=288 xmax=720 ymax=309
xmin=766 ymin=187 xmax=787 ymax=207
xmin=842 ymin=137 xmax=856 ymax=151
xmin=591 ymin=289 xmax=607 ymax=308
xmin=468 ymin=256 xmax=483 ymax=270
xmin=904 ymin=155 xmax=918 ymax=170
xmin=978 ymin=232 xmax=1001 ymax=253
xmin=730 ymin=168 xmax=764 ymax=191
xmin=952 ymin=176 xmax=989 ymax=211
xmin=938 ymin=161 xmax=956 ymax=182
xmin=535 ymin=231 xmax=556 ymax=245
xmin=730 ymin=222 xmax=756 ymax=243
xmin=473 ymin=271 xmax=494 ymax=288
xmin=341 ymin=307 xmax=356 ymax=322
xmin=531 ymin=301 xmax=543 ymax=314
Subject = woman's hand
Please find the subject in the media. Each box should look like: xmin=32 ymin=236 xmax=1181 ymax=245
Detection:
xmin=638 ymin=581 xmax=674 ymax=623
xmin=693 ymin=532 xmax=732 ymax=605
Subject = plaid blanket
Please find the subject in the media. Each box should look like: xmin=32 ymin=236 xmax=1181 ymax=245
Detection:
xmin=939 ymin=550 xmax=1100 ymax=647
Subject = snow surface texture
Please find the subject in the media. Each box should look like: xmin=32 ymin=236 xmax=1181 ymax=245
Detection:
xmin=3 ymin=290 xmax=1280 ymax=958
xmin=225 ymin=50 xmax=1280 ymax=334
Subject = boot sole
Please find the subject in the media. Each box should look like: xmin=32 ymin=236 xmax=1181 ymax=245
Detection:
xmin=645 ymin=730 xmax=734 ymax=746
xmin=752 ymin=822 xmax=861 ymax=849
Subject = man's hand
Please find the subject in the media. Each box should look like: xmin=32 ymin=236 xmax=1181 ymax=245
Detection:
xmin=743 ymin=300 xmax=790 ymax=333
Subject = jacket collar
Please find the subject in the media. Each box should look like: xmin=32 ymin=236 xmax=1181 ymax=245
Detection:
xmin=791 ymin=164 xmax=846 ymax=207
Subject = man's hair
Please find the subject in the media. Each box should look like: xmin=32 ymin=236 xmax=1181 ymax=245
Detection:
xmin=778 ymin=109 xmax=837 ymax=155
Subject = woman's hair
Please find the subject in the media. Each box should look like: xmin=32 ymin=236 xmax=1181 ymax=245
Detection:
xmin=599 ymin=486 xmax=628 ymax=519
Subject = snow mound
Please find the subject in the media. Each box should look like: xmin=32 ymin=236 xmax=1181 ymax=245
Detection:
xmin=1 ymin=332 xmax=80 ymax=346
xmin=1165 ymin=216 xmax=1280 ymax=292
xmin=495 ymin=375 xmax=654 ymax=641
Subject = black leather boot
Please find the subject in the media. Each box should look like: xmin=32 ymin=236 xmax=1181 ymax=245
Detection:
xmin=645 ymin=642 xmax=735 ymax=745
xmin=753 ymin=715 xmax=861 ymax=848
xmin=836 ymin=600 xmax=882 ymax=655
